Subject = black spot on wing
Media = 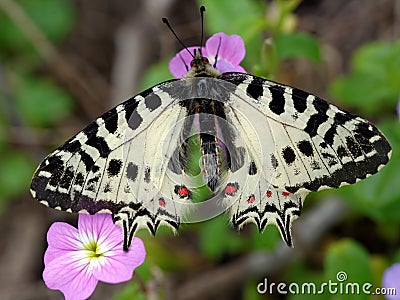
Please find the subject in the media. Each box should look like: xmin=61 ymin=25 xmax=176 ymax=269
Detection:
xmin=103 ymin=107 xmax=118 ymax=134
xmin=319 ymin=142 xmax=327 ymax=149
xmin=271 ymin=154 xmax=279 ymax=169
xmin=248 ymin=161 xmax=257 ymax=175
xmin=46 ymin=161 xmax=65 ymax=187
xmin=75 ymin=173 xmax=85 ymax=186
xmin=304 ymin=97 xmax=329 ymax=137
xmin=127 ymin=110 xmax=143 ymax=130
xmin=145 ymin=93 xmax=162 ymax=111
xmin=337 ymin=145 xmax=349 ymax=159
xmin=269 ymin=85 xmax=285 ymax=115
xmin=80 ymin=150 xmax=95 ymax=172
xmin=92 ymin=165 xmax=100 ymax=173
xmin=104 ymin=182 xmax=112 ymax=193
xmin=297 ymin=140 xmax=313 ymax=157
xmin=354 ymin=133 xmax=374 ymax=153
xmin=292 ymin=88 xmax=308 ymax=113
xmin=123 ymin=96 xmax=141 ymax=125
xmin=59 ymin=139 xmax=81 ymax=153
xmin=83 ymin=121 xmax=99 ymax=137
xmin=86 ymin=136 xmax=111 ymax=158
xmin=219 ymin=72 xmax=247 ymax=85
xmin=144 ymin=167 xmax=151 ymax=183
xmin=107 ymin=159 xmax=122 ymax=177
xmin=282 ymin=146 xmax=296 ymax=165
xmin=346 ymin=136 xmax=363 ymax=158
xmin=355 ymin=123 xmax=377 ymax=140
xmin=324 ymin=125 xmax=337 ymax=146
xmin=40 ymin=156 xmax=64 ymax=173
xmin=126 ymin=162 xmax=138 ymax=181
xmin=246 ymin=78 xmax=263 ymax=100
xmin=334 ymin=112 xmax=353 ymax=125
xmin=59 ymin=166 xmax=75 ymax=189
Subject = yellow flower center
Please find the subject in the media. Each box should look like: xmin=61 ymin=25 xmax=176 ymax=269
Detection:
xmin=85 ymin=240 xmax=103 ymax=259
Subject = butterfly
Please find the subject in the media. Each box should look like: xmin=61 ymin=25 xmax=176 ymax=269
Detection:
xmin=30 ymin=7 xmax=391 ymax=251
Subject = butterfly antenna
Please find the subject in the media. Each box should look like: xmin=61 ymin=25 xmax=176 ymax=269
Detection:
xmin=162 ymin=17 xmax=194 ymax=58
xmin=200 ymin=6 xmax=206 ymax=48
xmin=213 ymin=36 xmax=222 ymax=68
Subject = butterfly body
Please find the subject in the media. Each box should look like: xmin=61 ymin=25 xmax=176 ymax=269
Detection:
xmin=31 ymin=50 xmax=391 ymax=250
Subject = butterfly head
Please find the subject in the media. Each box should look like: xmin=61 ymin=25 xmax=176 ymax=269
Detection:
xmin=184 ymin=48 xmax=221 ymax=78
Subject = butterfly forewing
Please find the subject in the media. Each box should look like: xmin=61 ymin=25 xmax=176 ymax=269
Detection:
xmin=222 ymin=73 xmax=391 ymax=192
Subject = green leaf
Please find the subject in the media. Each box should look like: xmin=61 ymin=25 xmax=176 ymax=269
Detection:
xmin=198 ymin=0 xmax=264 ymax=67
xmin=249 ymin=224 xmax=280 ymax=250
xmin=199 ymin=214 xmax=246 ymax=260
xmin=199 ymin=0 xmax=263 ymax=36
xmin=351 ymin=42 xmax=393 ymax=74
xmin=274 ymin=32 xmax=321 ymax=62
xmin=286 ymin=262 xmax=330 ymax=300
xmin=393 ymin=249 xmax=400 ymax=263
xmin=330 ymin=73 xmax=396 ymax=115
xmin=329 ymin=41 xmax=400 ymax=115
xmin=386 ymin=42 xmax=400 ymax=90
xmin=14 ymin=75 xmax=74 ymax=127
xmin=113 ymin=282 xmax=147 ymax=300
xmin=139 ymin=59 xmax=173 ymax=92
xmin=324 ymin=239 xmax=372 ymax=300
xmin=22 ymin=0 xmax=75 ymax=42
xmin=0 ymin=0 xmax=75 ymax=53
xmin=0 ymin=151 xmax=35 ymax=199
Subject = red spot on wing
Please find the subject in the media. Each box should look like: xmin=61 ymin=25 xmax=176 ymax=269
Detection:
xmin=224 ymin=182 xmax=239 ymax=196
xmin=247 ymin=195 xmax=255 ymax=204
xmin=177 ymin=187 xmax=189 ymax=197
xmin=282 ymin=191 xmax=290 ymax=197
xmin=158 ymin=198 xmax=166 ymax=207
xmin=266 ymin=191 xmax=272 ymax=198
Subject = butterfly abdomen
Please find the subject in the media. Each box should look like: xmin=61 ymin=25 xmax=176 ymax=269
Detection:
xmin=199 ymin=134 xmax=223 ymax=191
xmin=182 ymin=98 xmax=231 ymax=192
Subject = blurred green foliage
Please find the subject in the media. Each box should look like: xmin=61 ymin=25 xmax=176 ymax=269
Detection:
xmin=324 ymin=239 xmax=373 ymax=300
xmin=330 ymin=42 xmax=400 ymax=115
xmin=0 ymin=0 xmax=75 ymax=212
xmin=0 ymin=0 xmax=74 ymax=52
xmin=14 ymin=75 xmax=74 ymax=127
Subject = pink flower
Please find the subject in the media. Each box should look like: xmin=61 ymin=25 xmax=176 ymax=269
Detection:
xmin=382 ymin=263 xmax=400 ymax=300
xmin=43 ymin=214 xmax=146 ymax=300
xmin=169 ymin=32 xmax=246 ymax=78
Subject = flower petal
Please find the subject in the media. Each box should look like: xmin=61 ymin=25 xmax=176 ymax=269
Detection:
xmin=169 ymin=46 xmax=204 ymax=78
xmin=78 ymin=213 xmax=121 ymax=251
xmin=93 ymin=237 xmax=146 ymax=283
xmin=212 ymin=58 xmax=246 ymax=74
xmin=43 ymin=250 xmax=98 ymax=300
xmin=205 ymin=32 xmax=245 ymax=66
xmin=47 ymin=222 xmax=80 ymax=251
xmin=382 ymin=263 xmax=400 ymax=300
